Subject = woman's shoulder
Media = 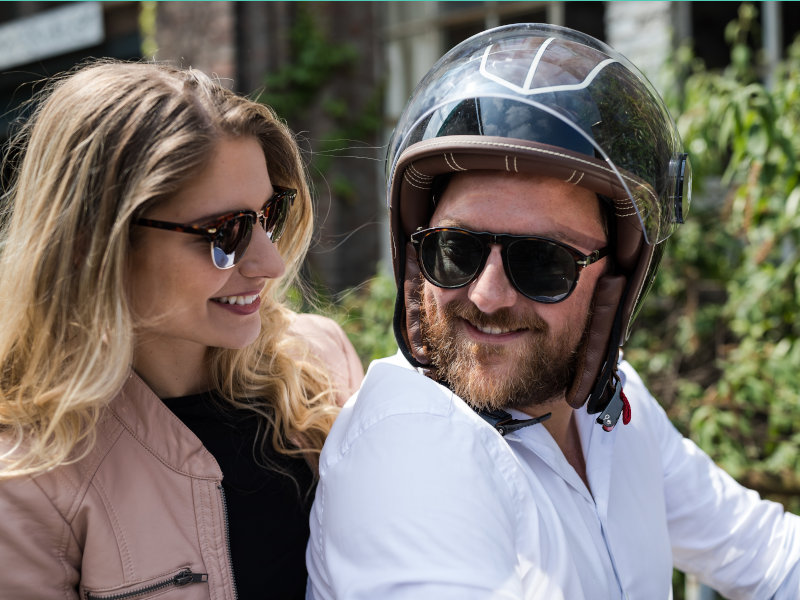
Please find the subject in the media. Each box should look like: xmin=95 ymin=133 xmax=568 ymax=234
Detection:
xmin=287 ymin=311 xmax=365 ymax=403
xmin=0 ymin=423 xmax=108 ymax=517
xmin=287 ymin=312 xmax=352 ymax=360
xmin=288 ymin=311 xmax=344 ymax=339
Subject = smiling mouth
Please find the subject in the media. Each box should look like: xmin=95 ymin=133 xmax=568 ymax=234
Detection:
xmin=212 ymin=294 xmax=260 ymax=306
xmin=469 ymin=321 xmax=527 ymax=335
xmin=466 ymin=320 xmax=529 ymax=335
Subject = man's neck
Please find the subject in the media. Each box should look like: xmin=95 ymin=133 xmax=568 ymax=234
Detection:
xmin=518 ymin=399 xmax=590 ymax=492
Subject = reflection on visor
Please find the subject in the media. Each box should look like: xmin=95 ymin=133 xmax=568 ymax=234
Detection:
xmin=430 ymin=98 xmax=596 ymax=157
xmin=388 ymin=25 xmax=690 ymax=245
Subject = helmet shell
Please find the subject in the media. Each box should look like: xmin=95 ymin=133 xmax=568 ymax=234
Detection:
xmin=387 ymin=23 xmax=690 ymax=410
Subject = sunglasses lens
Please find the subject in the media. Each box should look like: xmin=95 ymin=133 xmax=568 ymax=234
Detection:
xmin=211 ymin=216 xmax=254 ymax=269
xmin=420 ymin=229 xmax=485 ymax=287
xmin=506 ymin=240 xmax=577 ymax=302
xmin=263 ymin=189 xmax=294 ymax=242
xmin=417 ymin=228 xmax=581 ymax=302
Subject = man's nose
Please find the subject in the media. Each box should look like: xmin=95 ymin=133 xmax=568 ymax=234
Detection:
xmin=466 ymin=245 xmax=517 ymax=313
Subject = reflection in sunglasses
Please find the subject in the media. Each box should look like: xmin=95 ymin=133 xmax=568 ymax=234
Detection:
xmin=410 ymin=226 xmax=608 ymax=303
xmin=134 ymin=186 xmax=296 ymax=270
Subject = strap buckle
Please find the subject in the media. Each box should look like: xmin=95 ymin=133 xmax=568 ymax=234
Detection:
xmin=595 ymin=377 xmax=631 ymax=432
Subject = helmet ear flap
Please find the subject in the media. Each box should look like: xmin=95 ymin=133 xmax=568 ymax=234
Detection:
xmin=565 ymin=274 xmax=626 ymax=409
xmin=392 ymin=241 xmax=432 ymax=370
xmin=404 ymin=243 xmax=428 ymax=365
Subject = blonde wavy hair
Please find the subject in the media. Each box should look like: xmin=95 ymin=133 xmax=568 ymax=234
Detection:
xmin=0 ymin=60 xmax=339 ymax=478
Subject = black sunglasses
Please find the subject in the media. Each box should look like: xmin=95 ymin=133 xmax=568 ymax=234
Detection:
xmin=134 ymin=186 xmax=296 ymax=269
xmin=410 ymin=226 xmax=609 ymax=303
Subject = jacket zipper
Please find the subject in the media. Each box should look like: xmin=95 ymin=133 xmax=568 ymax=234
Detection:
xmin=218 ymin=484 xmax=239 ymax=600
xmin=84 ymin=569 xmax=207 ymax=600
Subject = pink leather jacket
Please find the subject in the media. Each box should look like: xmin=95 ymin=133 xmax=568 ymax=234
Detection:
xmin=0 ymin=313 xmax=363 ymax=599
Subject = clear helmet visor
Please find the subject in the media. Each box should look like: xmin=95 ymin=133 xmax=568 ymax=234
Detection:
xmin=387 ymin=23 xmax=690 ymax=245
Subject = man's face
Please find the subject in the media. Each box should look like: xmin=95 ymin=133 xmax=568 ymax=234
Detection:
xmin=419 ymin=171 xmax=608 ymax=413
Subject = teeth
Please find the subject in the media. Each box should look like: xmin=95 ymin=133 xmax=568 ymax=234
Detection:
xmin=215 ymin=294 xmax=259 ymax=306
xmin=475 ymin=324 xmax=512 ymax=335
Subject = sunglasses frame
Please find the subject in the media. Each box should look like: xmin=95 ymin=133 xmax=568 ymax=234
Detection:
xmin=410 ymin=226 xmax=609 ymax=303
xmin=134 ymin=186 xmax=296 ymax=269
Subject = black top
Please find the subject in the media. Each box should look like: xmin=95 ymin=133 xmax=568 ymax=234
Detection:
xmin=163 ymin=392 xmax=314 ymax=600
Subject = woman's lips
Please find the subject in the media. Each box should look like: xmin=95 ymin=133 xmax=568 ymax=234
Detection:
xmin=211 ymin=293 xmax=261 ymax=315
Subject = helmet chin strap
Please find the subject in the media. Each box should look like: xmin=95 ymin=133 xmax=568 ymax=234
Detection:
xmin=585 ymin=301 xmax=631 ymax=432
xmin=478 ymin=299 xmax=629 ymax=437
xmin=478 ymin=309 xmax=628 ymax=437
xmin=478 ymin=408 xmax=551 ymax=437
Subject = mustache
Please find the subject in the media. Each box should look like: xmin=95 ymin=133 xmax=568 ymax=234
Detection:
xmin=439 ymin=300 xmax=548 ymax=333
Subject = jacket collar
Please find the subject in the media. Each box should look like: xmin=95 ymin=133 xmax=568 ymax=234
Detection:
xmin=108 ymin=371 xmax=223 ymax=480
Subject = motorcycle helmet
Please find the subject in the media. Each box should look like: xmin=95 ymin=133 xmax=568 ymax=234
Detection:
xmin=387 ymin=23 xmax=690 ymax=422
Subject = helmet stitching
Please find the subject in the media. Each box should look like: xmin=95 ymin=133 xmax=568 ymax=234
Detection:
xmin=566 ymin=171 xmax=585 ymax=185
xmin=444 ymin=153 xmax=467 ymax=171
xmin=397 ymin=137 xmax=660 ymax=210
xmin=404 ymin=164 xmax=434 ymax=190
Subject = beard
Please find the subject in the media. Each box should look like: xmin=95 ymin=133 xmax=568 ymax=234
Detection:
xmin=419 ymin=285 xmax=590 ymax=413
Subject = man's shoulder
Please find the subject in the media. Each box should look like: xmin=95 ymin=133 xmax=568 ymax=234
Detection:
xmin=346 ymin=353 xmax=464 ymax=419
xmin=320 ymin=353 xmax=497 ymax=466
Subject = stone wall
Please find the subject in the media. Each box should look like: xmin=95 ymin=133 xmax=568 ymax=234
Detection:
xmin=605 ymin=1 xmax=674 ymax=94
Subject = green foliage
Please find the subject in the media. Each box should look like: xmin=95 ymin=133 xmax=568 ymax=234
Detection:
xmin=257 ymin=6 xmax=383 ymax=205
xmin=320 ymin=268 xmax=399 ymax=370
xmin=627 ymin=3 xmax=800 ymax=504
xmin=138 ymin=2 xmax=158 ymax=59
xmin=257 ymin=7 xmax=358 ymax=123
xmin=317 ymin=86 xmax=384 ymax=206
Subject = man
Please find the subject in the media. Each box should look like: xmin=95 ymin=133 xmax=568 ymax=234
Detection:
xmin=307 ymin=23 xmax=800 ymax=599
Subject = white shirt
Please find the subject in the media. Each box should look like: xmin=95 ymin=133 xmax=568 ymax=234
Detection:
xmin=307 ymin=353 xmax=800 ymax=599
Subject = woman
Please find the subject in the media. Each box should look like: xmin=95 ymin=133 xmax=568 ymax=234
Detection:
xmin=0 ymin=60 xmax=363 ymax=599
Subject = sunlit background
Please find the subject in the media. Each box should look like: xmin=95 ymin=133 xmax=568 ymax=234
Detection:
xmin=2 ymin=4 xmax=799 ymax=598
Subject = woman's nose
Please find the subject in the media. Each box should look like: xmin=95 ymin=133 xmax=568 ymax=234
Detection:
xmin=238 ymin=225 xmax=286 ymax=279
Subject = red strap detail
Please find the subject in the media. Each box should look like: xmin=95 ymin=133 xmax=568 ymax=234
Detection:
xmin=621 ymin=389 xmax=631 ymax=425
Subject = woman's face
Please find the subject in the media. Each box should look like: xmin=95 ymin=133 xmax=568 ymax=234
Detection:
xmin=127 ymin=136 xmax=286 ymax=365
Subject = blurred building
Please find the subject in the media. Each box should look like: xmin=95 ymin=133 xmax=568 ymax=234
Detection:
xmin=1 ymin=1 xmax=798 ymax=295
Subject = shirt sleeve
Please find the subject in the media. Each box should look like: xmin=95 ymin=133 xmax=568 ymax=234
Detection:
xmin=307 ymin=392 xmax=526 ymax=599
xmin=622 ymin=365 xmax=800 ymax=599
xmin=772 ymin=560 xmax=800 ymax=599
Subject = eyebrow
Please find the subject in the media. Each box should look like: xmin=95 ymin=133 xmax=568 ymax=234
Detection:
xmin=545 ymin=228 xmax=607 ymax=250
